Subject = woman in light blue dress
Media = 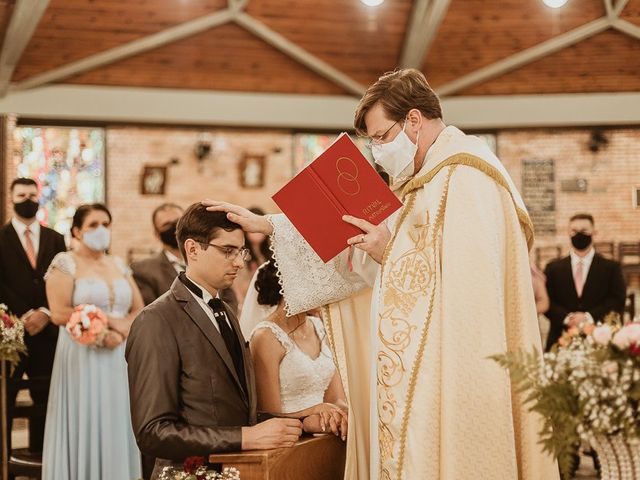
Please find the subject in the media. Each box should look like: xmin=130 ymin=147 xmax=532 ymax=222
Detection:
xmin=42 ymin=204 xmax=143 ymax=479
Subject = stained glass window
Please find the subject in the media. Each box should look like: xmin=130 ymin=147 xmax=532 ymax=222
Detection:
xmin=292 ymin=133 xmax=373 ymax=174
xmin=13 ymin=126 xmax=106 ymax=237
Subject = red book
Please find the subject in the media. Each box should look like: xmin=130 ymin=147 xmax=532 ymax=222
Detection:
xmin=272 ymin=133 xmax=403 ymax=262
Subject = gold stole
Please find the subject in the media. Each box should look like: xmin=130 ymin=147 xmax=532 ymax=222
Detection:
xmin=376 ymin=153 xmax=533 ymax=480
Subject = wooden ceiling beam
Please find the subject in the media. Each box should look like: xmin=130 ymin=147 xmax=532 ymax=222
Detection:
xmin=436 ymin=17 xmax=611 ymax=97
xmin=612 ymin=18 xmax=640 ymax=41
xmin=603 ymin=0 xmax=614 ymax=18
xmin=2 ymin=85 xmax=640 ymax=129
xmin=13 ymin=8 xmax=237 ymax=92
xmin=233 ymin=12 xmax=366 ymax=96
xmin=400 ymin=0 xmax=452 ymax=69
xmin=613 ymin=0 xmax=630 ymax=16
xmin=0 ymin=0 xmax=50 ymax=97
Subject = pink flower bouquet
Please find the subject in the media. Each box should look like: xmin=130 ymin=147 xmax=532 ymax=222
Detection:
xmin=66 ymin=304 xmax=108 ymax=346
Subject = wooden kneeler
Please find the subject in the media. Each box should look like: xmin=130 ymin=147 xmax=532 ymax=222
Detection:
xmin=208 ymin=434 xmax=346 ymax=480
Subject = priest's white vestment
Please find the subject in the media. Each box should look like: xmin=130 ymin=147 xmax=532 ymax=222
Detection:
xmin=269 ymin=126 xmax=559 ymax=480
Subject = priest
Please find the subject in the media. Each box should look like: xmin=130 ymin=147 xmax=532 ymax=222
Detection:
xmin=205 ymin=69 xmax=558 ymax=480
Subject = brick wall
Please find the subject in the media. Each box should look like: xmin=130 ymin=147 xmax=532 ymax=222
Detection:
xmin=105 ymin=127 xmax=293 ymax=259
xmin=3 ymin=123 xmax=640 ymax=280
xmin=498 ymin=128 xmax=640 ymax=252
xmin=2 ymin=115 xmax=17 ymax=223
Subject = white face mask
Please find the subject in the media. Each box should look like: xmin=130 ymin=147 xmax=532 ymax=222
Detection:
xmin=82 ymin=225 xmax=111 ymax=252
xmin=371 ymin=122 xmax=419 ymax=181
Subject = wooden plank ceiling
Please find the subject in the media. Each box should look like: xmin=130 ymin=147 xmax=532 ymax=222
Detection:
xmin=2 ymin=0 xmax=640 ymax=96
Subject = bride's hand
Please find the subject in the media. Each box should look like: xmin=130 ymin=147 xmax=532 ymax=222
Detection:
xmin=202 ymin=200 xmax=273 ymax=235
xmin=310 ymin=403 xmax=348 ymax=439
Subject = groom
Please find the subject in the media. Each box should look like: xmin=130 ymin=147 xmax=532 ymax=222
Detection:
xmin=126 ymin=203 xmax=302 ymax=479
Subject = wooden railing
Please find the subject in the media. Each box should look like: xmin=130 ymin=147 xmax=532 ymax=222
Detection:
xmin=208 ymin=434 xmax=346 ymax=480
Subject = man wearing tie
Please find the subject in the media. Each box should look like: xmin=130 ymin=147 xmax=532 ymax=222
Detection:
xmin=0 ymin=178 xmax=66 ymax=455
xmin=544 ymin=213 xmax=626 ymax=351
xmin=126 ymin=204 xmax=303 ymax=479
xmin=132 ymin=203 xmax=237 ymax=313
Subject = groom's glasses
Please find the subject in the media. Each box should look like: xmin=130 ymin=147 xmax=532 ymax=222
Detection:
xmin=201 ymin=242 xmax=252 ymax=261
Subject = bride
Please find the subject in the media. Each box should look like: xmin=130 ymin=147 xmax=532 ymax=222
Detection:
xmin=242 ymin=259 xmax=348 ymax=439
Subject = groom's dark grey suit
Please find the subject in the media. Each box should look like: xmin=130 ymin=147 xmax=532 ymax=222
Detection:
xmin=125 ymin=276 xmax=256 ymax=479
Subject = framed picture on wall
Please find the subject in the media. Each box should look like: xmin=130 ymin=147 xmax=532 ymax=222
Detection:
xmin=238 ymin=154 xmax=265 ymax=188
xmin=634 ymin=187 xmax=640 ymax=208
xmin=141 ymin=166 xmax=167 ymax=195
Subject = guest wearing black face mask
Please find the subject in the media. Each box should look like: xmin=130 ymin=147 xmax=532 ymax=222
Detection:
xmin=543 ymin=213 xmax=626 ymax=352
xmin=131 ymin=203 xmax=185 ymax=307
xmin=0 ymin=177 xmax=66 ymax=456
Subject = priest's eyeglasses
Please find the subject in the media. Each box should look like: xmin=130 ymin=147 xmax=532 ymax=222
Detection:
xmin=201 ymin=242 xmax=252 ymax=261
xmin=365 ymin=120 xmax=400 ymax=149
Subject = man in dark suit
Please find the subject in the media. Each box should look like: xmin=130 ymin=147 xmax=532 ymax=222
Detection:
xmin=125 ymin=204 xmax=303 ymax=479
xmin=132 ymin=203 xmax=238 ymax=313
xmin=0 ymin=178 xmax=66 ymax=454
xmin=544 ymin=213 xmax=626 ymax=351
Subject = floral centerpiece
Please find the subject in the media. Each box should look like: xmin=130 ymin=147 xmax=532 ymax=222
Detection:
xmin=491 ymin=315 xmax=640 ymax=479
xmin=66 ymin=304 xmax=108 ymax=346
xmin=159 ymin=456 xmax=240 ymax=480
xmin=0 ymin=303 xmax=27 ymax=368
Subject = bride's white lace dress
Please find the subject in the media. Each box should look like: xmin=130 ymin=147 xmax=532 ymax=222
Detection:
xmin=250 ymin=316 xmax=335 ymax=413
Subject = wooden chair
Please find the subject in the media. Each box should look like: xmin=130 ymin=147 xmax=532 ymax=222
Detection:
xmin=4 ymin=375 xmax=49 ymax=479
xmin=534 ymin=245 xmax=563 ymax=269
xmin=126 ymin=246 xmax=157 ymax=264
xmin=208 ymin=434 xmax=346 ymax=480
xmin=625 ymin=292 xmax=636 ymax=322
xmin=618 ymin=242 xmax=640 ymax=284
xmin=594 ymin=241 xmax=616 ymax=260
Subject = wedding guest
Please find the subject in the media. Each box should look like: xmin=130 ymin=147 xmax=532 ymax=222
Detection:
xmin=531 ymin=263 xmax=550 ymax=314
xmin=544 ymin=213 xmax=626 ymax=351
xmin=132 ymin=203 xmax=238 ymax=316
xmin=0 ymin=177 xmax=66 ymax=455
xmin=247 ymin=259 xmax=348 ymax=440
xmin=42 ymin=203 xmax=143 ymax=480
xmin=132 ymin=203 xmax=185 ymax=306
xmin=126 ymin=204 xmax=308 ymax=479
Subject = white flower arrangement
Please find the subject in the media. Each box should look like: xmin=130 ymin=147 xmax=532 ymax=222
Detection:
xmin=158 ymin=456 xmax=240 ymax=480
xmin=0 ymin=303 xmax=27 ymax=367
xmin=492 ymin=314 xmax=640 ymax=478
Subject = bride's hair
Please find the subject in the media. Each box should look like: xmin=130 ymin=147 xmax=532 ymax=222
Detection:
xmin=254 ymin=258 xmax=282 ymax=307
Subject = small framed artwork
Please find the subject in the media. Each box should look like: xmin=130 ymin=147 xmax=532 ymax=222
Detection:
xmin=238 ymin=154 xmax=265 ymax=188
xmin=140 ymin=166 xmax=167 ymax=195
xmin=634 ymin=187 xmax=640 ymax=208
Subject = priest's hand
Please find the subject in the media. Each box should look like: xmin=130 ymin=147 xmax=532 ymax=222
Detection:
xmin=202 ymin=200 xmax=273 ymax=235
xmin=343 ymin=215 xmax=391 ymax=264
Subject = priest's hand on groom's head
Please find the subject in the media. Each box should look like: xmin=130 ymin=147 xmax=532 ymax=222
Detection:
xmin=202 ymin=200 xmax=273 ymax=236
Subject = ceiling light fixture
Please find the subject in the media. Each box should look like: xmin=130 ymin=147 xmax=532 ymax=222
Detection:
xmin=361 ymin=0 xmax=384 ymax=6
xmin=542 ymin=0 xmax=568 ymax=8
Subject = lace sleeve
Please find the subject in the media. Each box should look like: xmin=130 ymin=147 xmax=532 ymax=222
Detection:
xmin=268 ymin=214 xmax=369 ymax=315
xmin=250 ymin=322 xmax=293 ymax=354
xmin=44 ymin=252 xmax=76 ymax=280
xmin=113 ymin=256 xmax=133 ymax=277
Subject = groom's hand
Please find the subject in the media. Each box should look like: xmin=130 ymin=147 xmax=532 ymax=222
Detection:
xmin=202 ymin=200 xmax=273 ymax=235
xmin=241 ymin=418 xmax=302 ymax=450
